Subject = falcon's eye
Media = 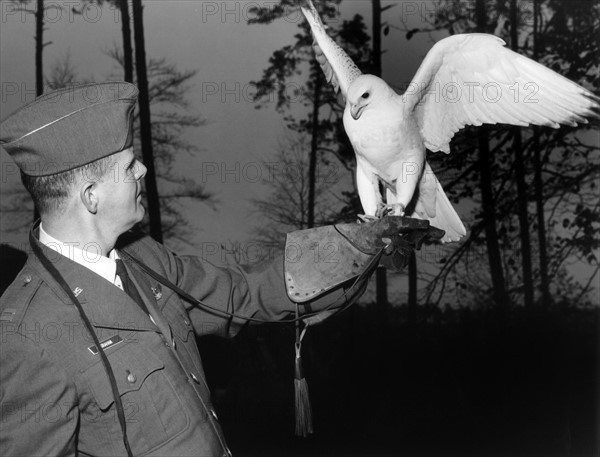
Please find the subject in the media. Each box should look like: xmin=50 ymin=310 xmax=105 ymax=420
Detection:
xmin=361 ymin=92 xmax=370 ymax=99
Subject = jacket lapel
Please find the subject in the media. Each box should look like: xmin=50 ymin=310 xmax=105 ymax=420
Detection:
xmin=28 ymin=229 xmax=157 ymax=332
xmin=125 ymin=261 xmax=174 ymax=343
xmin=77 ymin=271 xmax=157 ymax=332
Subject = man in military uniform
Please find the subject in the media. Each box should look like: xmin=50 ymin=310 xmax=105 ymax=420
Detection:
xmin=0 ymin=82 xmax=428 ymax=455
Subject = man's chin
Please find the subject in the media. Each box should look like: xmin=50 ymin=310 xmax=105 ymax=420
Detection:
xmin=122 ymin=207 xmax=146 ymax=233
xmin=135 ymin=206 xmax=146 ymax=224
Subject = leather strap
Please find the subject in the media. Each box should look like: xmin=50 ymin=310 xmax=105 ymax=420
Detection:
xmin=118 ymin=246 xmax=385 ymax=326
xmin=29 ymin=230 xmax=134 ymax=457
xmin=30 ymin=230 xmax=382 ymax=456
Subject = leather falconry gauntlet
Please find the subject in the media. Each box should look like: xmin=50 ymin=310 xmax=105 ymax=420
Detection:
xmin=284 ymin=216 xmax=445 ymax=303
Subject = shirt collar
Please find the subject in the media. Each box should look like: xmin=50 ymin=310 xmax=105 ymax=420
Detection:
xmin=39 ymin=223 xmax=120 ymax=285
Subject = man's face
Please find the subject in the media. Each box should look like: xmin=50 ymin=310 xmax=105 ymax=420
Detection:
xmin=95 ymin=148 xmax=147 ymax=235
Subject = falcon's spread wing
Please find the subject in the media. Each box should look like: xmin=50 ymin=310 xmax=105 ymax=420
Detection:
xmin=405 ymin=34 xmax=600 ymax=153
xmin=300 ymin=0 xmax=362 ymax=98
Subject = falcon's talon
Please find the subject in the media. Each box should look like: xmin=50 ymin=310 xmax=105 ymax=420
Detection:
xmin=390 ymin=203 xmax=406 ymax=216
xmin=357 ymin=214 xmax=379 ymax=223
xmin=376 ymin=203 xmax=405 ymax=218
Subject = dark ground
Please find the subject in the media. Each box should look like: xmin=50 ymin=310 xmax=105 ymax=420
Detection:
xmin=200 ymin=303 xmax=599 ymax=457
xmin=1 ymin=247 xmax=597 ymax=456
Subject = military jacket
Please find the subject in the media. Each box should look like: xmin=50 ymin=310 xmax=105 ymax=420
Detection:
xmin=0 ymin=228 xmax=345 ymax=456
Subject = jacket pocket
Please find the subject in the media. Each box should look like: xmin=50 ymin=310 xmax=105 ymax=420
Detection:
xmin=85 ymin=349 xmax=164 ymax=409
xmin=80 ymin=344 xmax=190 ymax=455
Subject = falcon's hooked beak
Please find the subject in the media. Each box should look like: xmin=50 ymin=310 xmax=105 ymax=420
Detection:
xmin=350 ymin=103 xmax=366 ymax=120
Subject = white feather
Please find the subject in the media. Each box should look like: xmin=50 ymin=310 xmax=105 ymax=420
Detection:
xmin=406 ymin=34 xmax=600 ymax=153
xmin=300 ymin=5 xmax=599 ymax=244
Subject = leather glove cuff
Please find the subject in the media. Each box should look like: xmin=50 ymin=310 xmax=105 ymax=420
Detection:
xmin=284 ymin=216 xmax=445 ymax=302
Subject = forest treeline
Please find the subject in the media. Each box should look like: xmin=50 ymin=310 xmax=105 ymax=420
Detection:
xmin=0 ymin=2 xmax=598 ymax=454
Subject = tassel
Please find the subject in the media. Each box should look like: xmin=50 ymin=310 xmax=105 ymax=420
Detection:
xmin=294 ymin=306 xmax=313 ymax=437
xmin=294 ymin=342 xmax=313 ymax=436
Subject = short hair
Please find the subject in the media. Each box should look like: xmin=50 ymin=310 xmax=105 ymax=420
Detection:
xmin=21 ymin=155 xmax=114 ymax=216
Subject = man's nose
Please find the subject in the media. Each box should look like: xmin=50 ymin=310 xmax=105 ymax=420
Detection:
xmin=137 ymin=160 xmax=148 ymax=179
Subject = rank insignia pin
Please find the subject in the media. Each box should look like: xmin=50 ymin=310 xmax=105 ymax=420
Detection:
xmin=151 ymin=285 xmax=162 ymax=300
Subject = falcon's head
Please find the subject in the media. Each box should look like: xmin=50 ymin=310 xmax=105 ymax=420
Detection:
xmin=346 ymin=75 xmax=393 ymax=120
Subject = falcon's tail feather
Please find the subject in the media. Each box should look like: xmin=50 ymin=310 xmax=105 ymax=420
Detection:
xmin=414 ymin=180 xmax=466 ymax=243
xmin=430 ymin=181 xmax=466 ymax=243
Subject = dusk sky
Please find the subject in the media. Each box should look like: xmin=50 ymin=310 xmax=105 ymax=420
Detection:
xmin=3 ymin=1 xmax=594 ymax=301
xmin=0 ymin=1 xmax=438 ymax=257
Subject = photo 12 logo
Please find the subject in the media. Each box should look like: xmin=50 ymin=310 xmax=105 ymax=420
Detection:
xmin=1 ymin=1 xmax=118 ymax=25
xmin=200 ymin=81 xmax=304 ymax=105
xmin=399 ymin=81 xmax=540 ymax=105
xmin=199 ymin=161 xmax=340 ymax=185
xmin=398 ymin=1 xmax=535 ymax=26
xmin=200 ymin=1 xmax=340 ymax=24
xmin=2 ymin=81 xmax=137 ymax=105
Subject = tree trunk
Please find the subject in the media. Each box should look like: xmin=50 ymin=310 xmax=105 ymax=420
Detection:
xmin=371 ymin=0 xmax=382 ymax=75
xmin=533 ymin=137 xmax=550 ymax=305
xmin=408 ymin=252 xmax=417 ymax=326
xmin=308 ymin=70 xmax=323 ymax=229
xmin=119 ymin=0 xmax=134 ymax=83
xmin=478 ymin=131 xmax=509 ymax=307
xmin=510 ymin=0 xmax=534 ymax=309
xmin=132 ymin=0 xmax=163 ymax=242
xmin=476 ymin=0 xmax=509 ymax=308
xmin=532 ymin=0 xmax=551 ymax=307
xmin=371 ymin=0 xmax=388 ymax=309
xmin=33 ymin=0 xmax=44 ymax=222
xmin=512 ymin=129 xmax=534 ymax=308
xmin=35 ymin=0 xmax=44 ymax=96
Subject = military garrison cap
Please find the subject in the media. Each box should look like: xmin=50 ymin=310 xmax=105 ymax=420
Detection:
xmin=0 ymin=82 xmax=138 ymax=176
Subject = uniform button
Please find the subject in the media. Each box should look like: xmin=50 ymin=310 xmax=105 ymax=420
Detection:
xmin=164 ymin=342 xmax=170 ymax=348
xmin=190 ymin=372 xmax=199 ymax=383
xmin=23 ymin=275 xmax=32 ymax=285
xmin=223 ymin=447 xmax=232 ymax=457
xmin=211 ymin=409 xmax=219 ymax=421
xmin=127 ymin=372 xmax=137 ymax=383
xmin=184 ymin=319 xmax=190 ymax=326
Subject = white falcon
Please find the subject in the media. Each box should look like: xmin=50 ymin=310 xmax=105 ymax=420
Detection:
xmin=300 ymin=0 xmax=599 ymax=242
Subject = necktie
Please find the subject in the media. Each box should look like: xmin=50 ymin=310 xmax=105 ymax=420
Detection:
xmin=115 ymin=258 xmax=174 ymax=346
xmin=115 ymin=259 xmax=151 ymax=316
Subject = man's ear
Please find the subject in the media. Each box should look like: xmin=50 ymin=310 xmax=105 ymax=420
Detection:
xmin=80 ymin=180 xmax=99 ymax=214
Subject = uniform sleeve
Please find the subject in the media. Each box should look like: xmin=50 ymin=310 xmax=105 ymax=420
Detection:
xmin=174 ymin=253 xmax=349 ymax=337
xmin=0 ymin=329 xmax=79 ymax=456
xmin=131 ymin=236 xmax=350 ymax=338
